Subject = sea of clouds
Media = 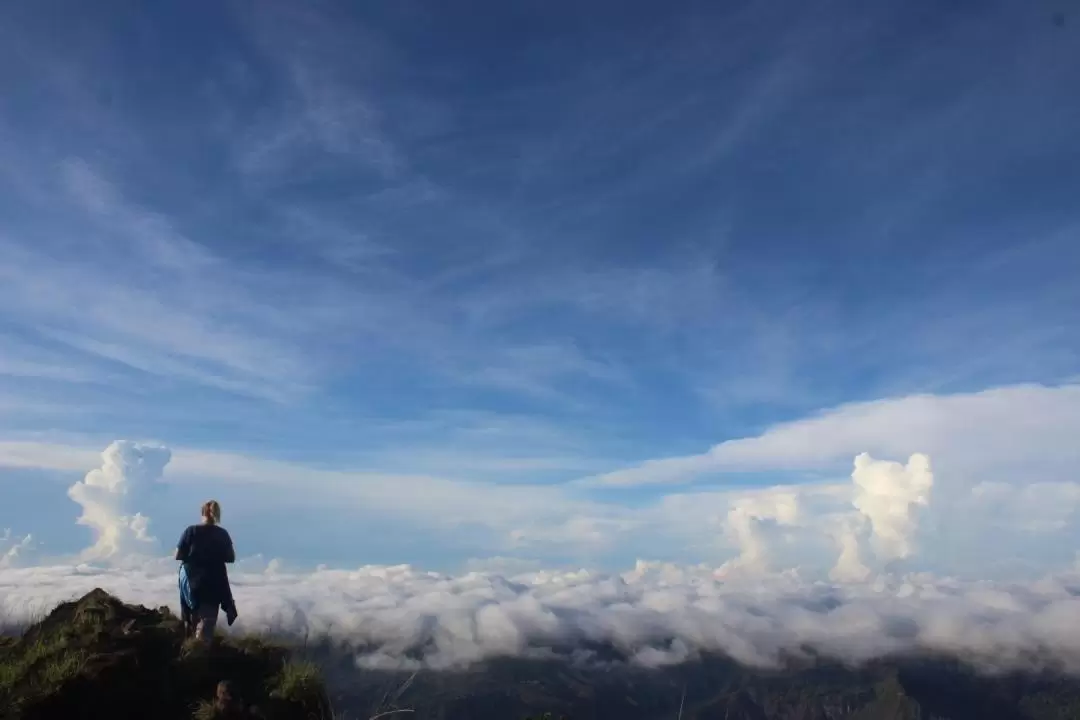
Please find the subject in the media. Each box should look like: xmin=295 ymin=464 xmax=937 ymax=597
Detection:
xmin=3 ymin=440 xmax=1080 ymax=674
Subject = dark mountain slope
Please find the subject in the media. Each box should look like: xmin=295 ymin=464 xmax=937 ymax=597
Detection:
xmin=0 ymin=589 xmax=329 ymax=720
xmin=309 ymin=649 xmax=1080 ymax=719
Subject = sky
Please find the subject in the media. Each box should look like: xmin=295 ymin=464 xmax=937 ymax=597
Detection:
xmin=1 ymin=0 xmax=1079 ymax=598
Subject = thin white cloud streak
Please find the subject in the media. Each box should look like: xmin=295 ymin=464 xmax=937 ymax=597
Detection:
xmin=459 ymin=260 xmax=729 ymax=336
xmin=0 ymin=442 xmax=100 ymax=472
xmin=4 ymin=559 xmax=1080 ymax=673
xmin=1 ymin=155 xmax=648 ymax=408
xmin=0 ymin=341 xmax=101 ymax=384
xmin=0 ymin=391 xmax=97 ymax=420
xmin=585 ymin=383 xmax=1080 ymax=487
xmin=0 ymin=232 xmax=310 ymax=403
xmin=364 ymin=449 xmax=609 ymax=477
xmin=0 ymin=157 xmax=415 ymax=402
xmin=460 ymin=342 xmax=634 ymax=408
xmin=0 ymin=28 xmax=417 ymax=402
xmin=230 ymin=0 xmax=403 ymax=184
xmin=168 ymin=450 xmax=633 ymax=554
xmin=0 ymin=530 xmax=36 ymax=569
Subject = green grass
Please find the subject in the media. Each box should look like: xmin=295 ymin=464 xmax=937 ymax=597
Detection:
xmin=0 ymin=628 xmax=89 ymax=699
xmin=271 ymin=658 xmax=325 ymax=703
xmin=37 ymin=650 xmax=88 ymax=687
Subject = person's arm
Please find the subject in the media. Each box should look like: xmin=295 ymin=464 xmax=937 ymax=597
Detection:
xmin=175 ymin=526 xmax=192 ymax=561
xmin=216 ymin=526 xmax=235 ymax=565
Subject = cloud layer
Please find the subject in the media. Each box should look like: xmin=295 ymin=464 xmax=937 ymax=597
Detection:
xmin=0 ymin=428 xmax=1079 ymax=675
xmin=4 ymin=558 xmax=1080 ymax=674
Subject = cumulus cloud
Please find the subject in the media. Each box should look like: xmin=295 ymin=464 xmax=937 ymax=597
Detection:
xmin=828 ymin=520 xmax=870 ymax=583
xmin=714 ymin=491 xmax=799 ymax=576
xmin=850 ymin=452 xmax=933 ymax=564
xmin=66 ymin=440 xmax=172 ymax=560
xmin=3 ymin=559 xmax=1080 ymax=674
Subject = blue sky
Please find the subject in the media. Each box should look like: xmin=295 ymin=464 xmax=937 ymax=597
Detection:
xmin=1 ymin=0 xmax=1078 ymax=575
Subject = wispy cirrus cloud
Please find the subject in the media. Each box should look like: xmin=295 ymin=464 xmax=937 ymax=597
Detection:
xmin=0 ymin=184 xmax=323 ymax=402
xmin=0 ymin=0 xmax=1078 ymax=582
xmin=230 ymin=1 xmax=405 ymax=186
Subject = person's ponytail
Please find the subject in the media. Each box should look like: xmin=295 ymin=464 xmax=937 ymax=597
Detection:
xmin=201 ymin=500 xmax=222 ymax=525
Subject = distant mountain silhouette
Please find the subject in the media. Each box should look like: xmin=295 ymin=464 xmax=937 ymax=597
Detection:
xmin=307 ymin=643 xmax=1080 ymax=719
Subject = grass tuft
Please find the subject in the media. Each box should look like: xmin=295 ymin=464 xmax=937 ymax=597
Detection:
xmin=271 ymin=658 xmax=325 ymax=703
xmin=0 ymin=627 xmax=89 ymax=702
xmin=191 ymin=698 xmax=217 ymax=720
xmin=37 ymin=650 xmax=88 ymax=688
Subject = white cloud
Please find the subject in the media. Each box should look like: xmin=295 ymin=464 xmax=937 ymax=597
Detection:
xmin=231 ymin=1 xmax=403 ymax=184
xmin=462 ymin=556 xmax=545 ymax=576
xmin=0 ymin=441 xmax=101 ymax=471
xmin=66 ymin=440 xmax=172 ymax=560
xmin=0 ymin=156 xmax=414 ymax=402
xmin=3 ymin=559 xmax=1080 ymax=673
xmin=3 ymin=429 xmax=1080 ymax=674
xmin=829 ymin=520 xmax=870 ymax=583
xmin=850 ymin=452 xmax=933 ymax=563
xmin=583 ymin=383 xmax=1080 ymax=487
xmin=0 ymin=530 xmax=37 ymax=569
xmin=713 ymin=490 xmax=800 ymax=576
xmin=0 ymin=212 xmax=315 ymax=401
xmin=165 ymin=446 xmax=639 ymax=555
xmin=0 ymin=342 xmax=98 ymax=384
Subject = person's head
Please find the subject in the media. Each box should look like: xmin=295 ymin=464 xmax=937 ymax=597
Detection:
xmin=201 ymin=499 xmax=222 ymax=525
xmin=215 ymin=680 xmax=238 ymax=709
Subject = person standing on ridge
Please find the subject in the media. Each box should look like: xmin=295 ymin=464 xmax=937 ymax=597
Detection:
xmin=176 ymin=499 xmax=239 ymax=641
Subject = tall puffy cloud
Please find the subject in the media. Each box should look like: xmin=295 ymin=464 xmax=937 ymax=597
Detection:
xmin=828 ymin=520 xmax=870 ymax=583
xmin=715 ymin=491 xmax=799 ymax=576
xmin=850 ymin=452 xmax=933 ymax=563
xmin=66 ymin=441 xmax=172 ymax=560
